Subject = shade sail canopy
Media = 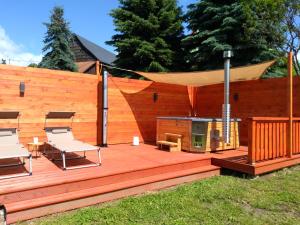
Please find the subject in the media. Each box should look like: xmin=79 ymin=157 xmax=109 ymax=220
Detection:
xmin=136 ymin=61 xmax=275 ymax=87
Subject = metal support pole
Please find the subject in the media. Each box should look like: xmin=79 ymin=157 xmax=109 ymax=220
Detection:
xmin=223 ymin=50 xmax=233 ymax=144
xmin=62 ymin=152 xmax=66 ymax=170
xmin=29 ymin=154 xmax=32 ymax=175
xmin=102 ymin=70 xmax=108 ymax=147
xmin=97 ymin=148 xmax=102 ymax=165
xmin=0 ymin=204 xmax=7 ymax=225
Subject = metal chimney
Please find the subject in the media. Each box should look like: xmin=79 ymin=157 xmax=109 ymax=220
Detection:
xmin=223 ymin=50 xmax=233 ymax=144
xmin=102 ymin=70 xmax=108 ymax=147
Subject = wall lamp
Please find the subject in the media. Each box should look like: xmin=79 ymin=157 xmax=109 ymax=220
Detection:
xmin=20 ymin=81 xmax=25 ymax=97
xmin=0 ymin=204 xmax=7 ymax=225
xmin=153 ymin=93 xmax=158 ymax=102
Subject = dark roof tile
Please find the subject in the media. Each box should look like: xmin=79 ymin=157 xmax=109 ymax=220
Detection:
xmin=74 ymin=34 xmax=116 ymax=65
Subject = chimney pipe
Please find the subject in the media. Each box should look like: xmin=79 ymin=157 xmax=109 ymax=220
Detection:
xmin=223 ymin=50 xmax=233 ymax=144
xmin=102 ymin=70 xmax=108 ymax=147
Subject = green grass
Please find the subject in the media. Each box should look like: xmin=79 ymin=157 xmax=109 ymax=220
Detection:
xmin=21 ymin=166 xmax=300 ymax=225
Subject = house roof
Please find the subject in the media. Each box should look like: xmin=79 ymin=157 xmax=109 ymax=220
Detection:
xmin=76 ymin=61 xmax=96 ymax=73
xmin=74 ymin=34 xmax=116 ymax=65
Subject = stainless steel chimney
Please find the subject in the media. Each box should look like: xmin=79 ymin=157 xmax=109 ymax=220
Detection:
xmin=223 ymin=50 xmax=233 ymax=144
xmin=102 ymin=70 xmax=108 ymax=147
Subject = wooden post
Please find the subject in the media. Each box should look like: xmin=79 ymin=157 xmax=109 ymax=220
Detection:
xmin=96 ymin=60 xmax=102 ymax=145
xmin=96 ymin=60 xmax=100 ymax=77
xmin=248 ymin=118 xmax=256 ymax=165
xmin=288 ymin=52 xmax=293 ymax=157
xmin=187 ymin=86 xmax=197 ymax=116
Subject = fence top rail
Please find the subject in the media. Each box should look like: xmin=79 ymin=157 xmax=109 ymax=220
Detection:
xmin=249 ymin=117 xmax=300 ymax=121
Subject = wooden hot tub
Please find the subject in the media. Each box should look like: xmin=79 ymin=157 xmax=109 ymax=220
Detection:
xmin=157 ymin=117 xmax=240 ymax=153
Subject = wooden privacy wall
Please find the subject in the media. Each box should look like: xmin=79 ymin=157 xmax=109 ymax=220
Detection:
xmin=0 ymin=65 xmax=192 ymax=146
xmin=0 ymin=65 xmax=99 ymax=145
xmin=107 ymin=77 xmax=191 ymax=144
xmin=195 ymin=77 xmax=300 ymax=145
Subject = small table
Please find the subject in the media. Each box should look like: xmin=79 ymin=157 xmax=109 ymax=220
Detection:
xmin=27 ymin=142 xmax=44 ymax=157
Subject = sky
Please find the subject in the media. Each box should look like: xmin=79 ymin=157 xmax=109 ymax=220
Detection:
xmin=0 ymin=0 xmax=195 ymax=66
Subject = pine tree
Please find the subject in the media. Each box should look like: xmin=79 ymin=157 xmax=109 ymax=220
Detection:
xmin=107 ymin=0 xmax=185 ymax=72
xmin=183 ymin=0 xmax=285 ymax=71
xmin=39 ymin=6 xmax=77 ymax=72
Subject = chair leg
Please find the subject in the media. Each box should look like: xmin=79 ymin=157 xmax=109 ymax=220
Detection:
xmin=29 ymin=154 xmax=32 ymax=175
xmin=62 ymin=151 xmax=66 ymax=170
xmin=97 ymin=149 xmax=101 ymax=166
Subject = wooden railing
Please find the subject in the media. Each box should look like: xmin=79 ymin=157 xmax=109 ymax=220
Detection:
xmin=292 ymin=119 xmax=300 ymax=155
xmin=248 ymin=117 xmax=300 ymax=164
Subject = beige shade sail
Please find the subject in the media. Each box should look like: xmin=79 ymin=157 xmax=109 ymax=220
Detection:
xmin=136 ymin=61 xmax=275 ymax=87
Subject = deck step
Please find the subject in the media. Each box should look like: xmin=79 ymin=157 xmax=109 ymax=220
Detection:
xmin=0 ymin=158 xmax=212 ymax=196
xmin=6 ymin=165 xmax=220 ymax=223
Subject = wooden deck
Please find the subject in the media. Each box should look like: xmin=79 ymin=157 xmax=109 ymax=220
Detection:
xmin=212 ymin=153 xmax=300 ymax=176
xmin=0 ymin=144 xmax=247 ymax=223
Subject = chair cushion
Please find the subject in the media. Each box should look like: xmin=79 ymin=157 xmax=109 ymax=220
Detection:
xmin=52 ymin=129 xmax=68 ymax=134
xmin=0 ymin=130 xmax=13 ymax=137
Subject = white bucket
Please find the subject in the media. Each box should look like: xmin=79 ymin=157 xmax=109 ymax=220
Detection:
xmin=133 ymin=136 xmax=139 ymax=146
xmin=33 ymin=137 xmax=39 ymax=144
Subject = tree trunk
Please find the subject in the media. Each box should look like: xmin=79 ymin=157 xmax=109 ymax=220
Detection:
xmin=293 ymin=55 xmax=300 ymax=76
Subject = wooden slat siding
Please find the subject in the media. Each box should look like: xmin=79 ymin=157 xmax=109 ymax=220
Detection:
xmin=0 ymin=65 xmax=99 ymax=145
xmin=292 ymin=119 xmax=300 ymax=154
xmin=195 ymin=77 xmax=300 ymax=145
xmin=261 ymin=122 xmax=265 ymax=161
xmin=283 ymin=122 xmax=287 ymax=156
xmin=0 ymin=65 xmax=192 ymax=146
xmin=247 ymin=117 xmax=300 ymax=163
xmin=107 ymin=77 xmax=191 ymax=144
xmin=248 ymin=118 xmax=256 ymax=164
xmin=276 ymin=123 xmax=280 ymax=158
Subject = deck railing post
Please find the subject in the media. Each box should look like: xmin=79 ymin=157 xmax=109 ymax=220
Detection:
xmin=248 ymin=118 xmax=256 ymax=165
xmin=287 ymin=52 xmax=293 ymax=158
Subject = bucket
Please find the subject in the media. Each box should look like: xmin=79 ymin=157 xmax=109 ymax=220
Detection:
xmin=133 ymin=136 xmax=139 ymax=146
xmin=33 ymin=137 xmax=39 ymax=144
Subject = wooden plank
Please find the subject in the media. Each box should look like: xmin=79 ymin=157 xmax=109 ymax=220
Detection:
xmin=248 ymin=119 xmax=256 ymax=164
xmin=256 ymin=122 xmax=261 ymax=161
xmin=288 ymin=51 xmax=293 ymax=158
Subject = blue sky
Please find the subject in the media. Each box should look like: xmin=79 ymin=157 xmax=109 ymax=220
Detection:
xmin=0 ymin=0 xmax=195 ymax=65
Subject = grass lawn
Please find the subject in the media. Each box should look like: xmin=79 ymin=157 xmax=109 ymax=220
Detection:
xmin=21 ymin=166 xmax=300 ymax=225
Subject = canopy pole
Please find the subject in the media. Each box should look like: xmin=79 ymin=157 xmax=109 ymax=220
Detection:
xmin=102 ymin=70 xmax=108 ymax=147
xmin=223 ymin=50 xmax=233 ymax=144
xmin=288 ymin=52 xmax=293 ymax=157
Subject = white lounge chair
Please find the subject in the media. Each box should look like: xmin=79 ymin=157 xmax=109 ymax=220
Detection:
xmin=0 ymin=128 xmax=32 ymax=179
xmin=45 ymin=127 xmax=101 ymax=170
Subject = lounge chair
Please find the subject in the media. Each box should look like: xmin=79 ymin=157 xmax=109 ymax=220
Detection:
xmin=0 ymin=128 xmax=32 ymax=179
xmin=44 ymin=127 xmax=101 ymax=170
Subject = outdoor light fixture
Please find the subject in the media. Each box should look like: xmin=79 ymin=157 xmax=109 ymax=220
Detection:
xmin=233 ymin=93 xmax=239 ymax=102
xmin=153 ymin=93 xmax=158 ymax=102
xmin=0 ymin=204 xmax=7 ymax=225
xmin=19 ymin=81 xmax=25 ymax=97
xmin=223 ymin=50 xmax=233 ymax=144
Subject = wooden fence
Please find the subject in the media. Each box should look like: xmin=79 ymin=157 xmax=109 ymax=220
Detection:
xmin=195 ymin=77 xmax=300 ymax=145
xmin=0 ymin=64 xmax=192 ymax=145
xmin=248 ymin=117 xmax=300 ymax=164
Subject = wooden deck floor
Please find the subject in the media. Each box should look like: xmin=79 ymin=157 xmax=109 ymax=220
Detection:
xmin=212 ymin=153 xmax=300 ymax=176
xmin=0 ymin=144 xmax=247 ymax=223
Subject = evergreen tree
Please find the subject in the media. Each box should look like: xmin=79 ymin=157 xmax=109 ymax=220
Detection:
xmin=183 ymin=0 xmax=285 ymax=71
xmin=39 ymin=6 xmax=77 ymax=72
xmin=107 ymin=0 xmax=185 ymax=72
